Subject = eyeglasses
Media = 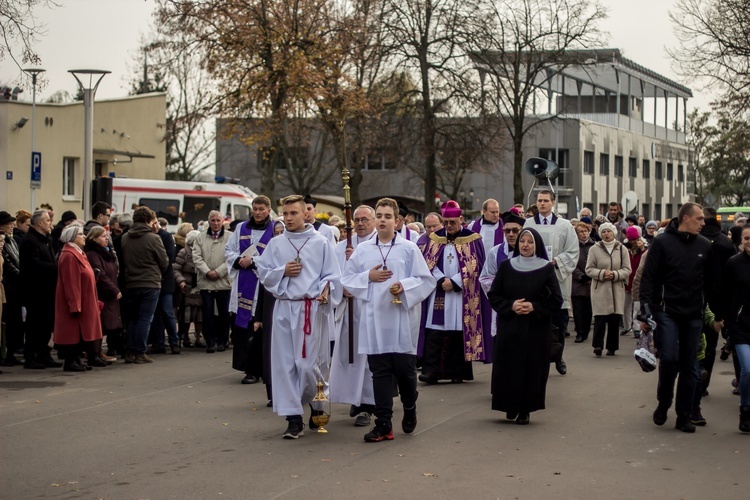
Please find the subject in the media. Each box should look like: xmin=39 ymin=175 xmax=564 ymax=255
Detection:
xmin=353 ymin=218 xmax=371 ymax=224
xmin=503 ymin=227 xmax=520 ymax=234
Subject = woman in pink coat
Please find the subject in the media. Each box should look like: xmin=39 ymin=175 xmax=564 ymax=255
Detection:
xmin=53 ymin=224 xmax=103 ymax=372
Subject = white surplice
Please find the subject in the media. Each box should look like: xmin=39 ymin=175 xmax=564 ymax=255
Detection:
xmin=424 ymin=243 xmax=463 ymax=331
xmin=329 ymin=230 xmax=376 ymax=406
xmin=524 ymin=214 xmax=579 ymax=309
xmin=342 ymin=234 xmax=436 ymax=355
xmin=253 ymin=224 xmax=342 ymax=416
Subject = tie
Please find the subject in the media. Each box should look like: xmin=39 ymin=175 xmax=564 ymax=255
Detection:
xmin=543 ymin=218 xmax=548 ymax=225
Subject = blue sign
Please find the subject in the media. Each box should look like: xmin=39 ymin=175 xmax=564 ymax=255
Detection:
xmin=31 ymin=151 xmax=41 ymax=188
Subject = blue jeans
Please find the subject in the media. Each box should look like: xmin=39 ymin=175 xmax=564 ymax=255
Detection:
xmin=200 ymin=289 xmax=231 ymax=347
xmin=126 ymin=288 xmax=161 ymax=354
xmin=654 ymin=311 xmax=702 ymax=416
xmin=734 ymin=344 xmax=750 ymax=407
xmin=149 ymin=293 xmax=180 ymax=347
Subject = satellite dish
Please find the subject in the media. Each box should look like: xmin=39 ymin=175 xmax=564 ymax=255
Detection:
xmin=621 ymin=191 xmax=639 ymax=215
xmin=523 ymin=157 xmax=559 ymax=182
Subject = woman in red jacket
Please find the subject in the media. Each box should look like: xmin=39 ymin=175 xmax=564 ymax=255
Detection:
xmin=53 ymin=224 xmax=103 ymax=372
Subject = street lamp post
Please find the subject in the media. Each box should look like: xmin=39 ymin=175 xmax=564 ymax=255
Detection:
xmin=69 ymin=69 xmax=110 ymax=221
xmin=23 ymin=67 xmax=45 ymax=213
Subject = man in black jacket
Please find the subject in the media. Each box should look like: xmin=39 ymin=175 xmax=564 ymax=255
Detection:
xmin=19 ymin=210 xmax=62 ymax=369
xmin=697 ymin=208 xmax=736 ymax=399
xmin=640 ymin=203 xmax=721 ymax=433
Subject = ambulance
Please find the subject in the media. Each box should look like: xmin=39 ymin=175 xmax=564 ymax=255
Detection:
xmin=93 ymin=177 xmax=267 ymax=232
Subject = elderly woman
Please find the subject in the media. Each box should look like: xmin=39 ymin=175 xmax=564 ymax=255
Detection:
xmin=84 ymin=226 xmax=122 ymax=361
xmin=488 ymin=228 xmax=563 ymax=425
xmin=53 ymin=224 xmax=104 ymax=371
xmin=724 ymin=225 xmax=750 ymax=432
xmin=174 ymin=229 xmax=204 ymax=348
xmin=585 ymin=222 xmax=632 ymax=356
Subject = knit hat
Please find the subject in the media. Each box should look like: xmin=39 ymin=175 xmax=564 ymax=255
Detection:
xmin=625 ymin=226 xmax=641 ymax=241
xmin=645 ymin=220 xmax=658 ymax=229
xmin=598 ymin=222 xmax=617 ymax=237
xmin=580 ymin=216 xmax=593 ymax=224
xmin=595 ymin=214 xmax=608 ymax=225
xmin=441 ymin=200 xmax=462 ymax=218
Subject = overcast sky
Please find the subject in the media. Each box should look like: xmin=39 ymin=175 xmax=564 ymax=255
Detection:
xmin=1 ymin=0 xmax=714 ymax=111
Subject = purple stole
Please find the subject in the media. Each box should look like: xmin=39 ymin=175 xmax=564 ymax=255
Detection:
xmin=497 ymin=244 xmax=512 ymax=267
xmin=469 ymin=218 xmax=504 ymax=247
xmin=421 ymin=228 xmax=490 ymax=362
xmin=234 ymin=221 xmax=275 ymax=328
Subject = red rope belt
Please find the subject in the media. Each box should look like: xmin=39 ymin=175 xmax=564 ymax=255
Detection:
xmin=302 ymin=298 xmax=312 ymax=358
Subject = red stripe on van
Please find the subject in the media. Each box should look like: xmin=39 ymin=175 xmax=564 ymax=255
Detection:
xmin=113 ymin=185 xmax=248 ymax=198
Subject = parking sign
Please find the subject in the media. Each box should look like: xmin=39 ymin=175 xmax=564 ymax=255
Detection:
xmin=31 ymin=151 xmax=41 ymax=188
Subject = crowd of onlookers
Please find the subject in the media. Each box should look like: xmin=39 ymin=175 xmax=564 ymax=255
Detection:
xmin=1 ymin=197 xmax=748 ymax=432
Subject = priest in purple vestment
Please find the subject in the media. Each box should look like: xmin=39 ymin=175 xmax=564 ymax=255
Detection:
xmin=468 ymin=198 xmax=504 ymax=258
xmin=418 ymin=200 xmax=493 ymax=384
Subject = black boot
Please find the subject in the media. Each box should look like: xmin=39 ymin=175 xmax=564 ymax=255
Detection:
xmin=740 ymin=406 xmax=750 ymax=433
xmin=675 ymin=414 xmax=696 ymax=433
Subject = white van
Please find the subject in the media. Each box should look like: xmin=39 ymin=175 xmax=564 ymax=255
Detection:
xmin=94 ymin=177 xmax=267 ymax=232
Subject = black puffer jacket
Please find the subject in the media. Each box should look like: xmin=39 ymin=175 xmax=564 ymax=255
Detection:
xmin=724 ymin=251 xmax=750 ymax=345
xmin=639 ymin=218 xmax=719 ymax=320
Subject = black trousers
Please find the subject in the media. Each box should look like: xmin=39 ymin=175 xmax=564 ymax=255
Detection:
xmin=571 ymin=296 xmax=593 ymax=339
xmin=700 ymin=327 xmax=720 ymax=392
xmin=24 ymin=304 xmax=53 ymax=361
xmin=200 ymin=290 xmax=230 ymax=347
xmin=593 ymin=314 xmax=621 ymax=352
xmin=367 ymin=353 xmax=418 ymax=427
xmin=422 ymin=328 xmax=473 ymax=380
xmin=551 ymin=308 xmax=569 ymax=361
xmin=231 ymin=319 xmax=264 ymax=378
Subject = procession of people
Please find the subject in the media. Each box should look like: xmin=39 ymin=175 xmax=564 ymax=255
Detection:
xmin=1 ymin=193 xmax=748 ymax=440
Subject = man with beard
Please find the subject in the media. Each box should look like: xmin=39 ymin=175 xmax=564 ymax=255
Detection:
xmin=468 ymin=198 xmax=504 ymax=257
xmin=329 ymin=205 xmax=378 ymax=427
xmin=419 ymin=200 xmax=492 ymax=384
xmin=226 ymin=195 xmax=276 ymax=384
xmin=480 ymin=210 xmax=526 ymax=338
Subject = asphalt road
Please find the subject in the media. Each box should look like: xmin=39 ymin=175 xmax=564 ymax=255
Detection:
xmin=1 ymin=337 xmax=747 ymax=499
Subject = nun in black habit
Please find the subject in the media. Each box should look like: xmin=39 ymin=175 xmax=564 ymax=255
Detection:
xmin=488 ymin=227 xmax=563 ymax=424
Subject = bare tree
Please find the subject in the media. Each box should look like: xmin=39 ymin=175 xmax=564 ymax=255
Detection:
xmin=380 ymin=0 xmax=485 ymax=210
xmin=0 ymin=0 xmax=56 ymax=68
xmin=470 ymin=0 xmax=607 ymax=203
xmin=670 ymin=0 xmax=750 ymax=113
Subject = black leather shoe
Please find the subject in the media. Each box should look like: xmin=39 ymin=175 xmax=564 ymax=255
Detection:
xmin=515 ymin=413 xmax=530 ymax=425
xmin=206 ymin=344 xmax=216 ymax=353
xmin=402 ymin=406 xmax=417 ymax=434
xmin=653 ymin=404 xmax=669 ymax=426
xmin=148 ymin=346 xmax=167 ymax=354
xmin=675 ymin=415 xmax=696 ymax=433
xmin=63 ymin=361 xmax=87 ymax=372
xmin=217 ymin=344 xmax=226 ymax=352
xmin=555 ymin=359 xmax=567 ymax=375
xmin=574 ymin=336 xmax=584 ymax=343
xmin=41 ymin=357 xmax=63 ymax=368
xmin=418 ymin=374 xmax=438 ymax=384
xmin=24 ymin=360 xmax=46 ymax=370
xmin=506 ymin=412 xmax=518 ymax=421
xmin=241 ymin=375 xmax=259 ymax=385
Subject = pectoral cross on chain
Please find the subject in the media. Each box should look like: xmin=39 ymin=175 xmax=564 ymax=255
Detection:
xmin=447 ymin=252 xmax=455 ymax=265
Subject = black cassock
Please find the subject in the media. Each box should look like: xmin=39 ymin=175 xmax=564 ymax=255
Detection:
xmin=488 ymin=261 xmax=562 ymax=414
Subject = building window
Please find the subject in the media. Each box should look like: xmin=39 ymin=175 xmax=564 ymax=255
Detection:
xmin=600 ymin=153 xmax=610 ymax=175
xmin=362 ymin=148 xmax=396 ymax=170
xmin=642 ymin=159 xmax=650 ymax=179
xmin=583 ymin=151 xmax=594 ymax=174
xmin=641 ymin=203 xmax=650 ymax=220
xmin=655 ymin=203 xmax=662 ymax=220
xmin=655 ymin=161 xmax=663 ymax=179
xmin=62 ymin=157 xmax=78 ymax=198
xmin=614 ymin=156 xmax=623 ymax=177
xmin=629 ymin=157 xmax=637 ymax=178
xmin=667 ymin=163 xmax=673 ymax=181
xmin=666 ymin=204 xmax=674 ymax=219
xmin=538 ymin=148 xmax=569 ymax=187
xmin=598 ymin=203 xmax=608 ymax=215
xmin=678 ymin=164 xmax=684 ymax=182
